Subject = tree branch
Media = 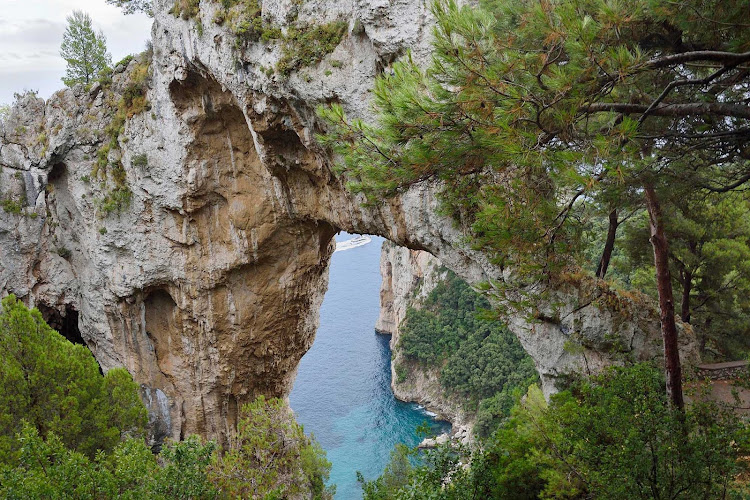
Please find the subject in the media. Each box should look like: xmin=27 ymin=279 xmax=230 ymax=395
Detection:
xmin=582 ymin=102 xmax=750 ymax=120
xmin=644 ymin=50 xmax=750 ymax=69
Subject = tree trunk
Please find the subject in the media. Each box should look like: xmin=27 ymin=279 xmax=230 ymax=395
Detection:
xmin=700 ymin=315 xmax=712 ymax=354
xmin=680 ymin=269 xmax=692 ymax=324
xmin=644 ymin=186 xmax=684 ymax=410
xmin=596 ymin=209 xmax=618 ymax=279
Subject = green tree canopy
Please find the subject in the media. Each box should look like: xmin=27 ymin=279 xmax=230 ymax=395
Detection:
xmin=209 ymin=395 xmax=334 ymax=499
xmin=618 ymin=192 xmax=750 ymax=358
xmin=397 ymin=271 xmax=538 ymax=436
xmin=0 ymin=425 xmax=219 ymax=500
xmin=361 ymin=364 xmax=750 ymax=499
xmin=0 ymin=295 xmax=147 ymax=463
xmin=320 ymin=0 xmax=750 ymax=408
xmin=106 ymin=0 xmax=153 ymax=17
xmin=60 ymin=11 xmax=112 ymax=87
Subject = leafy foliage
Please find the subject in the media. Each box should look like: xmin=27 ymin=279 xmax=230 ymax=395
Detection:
xmin=0 ymin=295 xmax=147 ymax=463
xmin=209 ymin=0 xmax=346 ymax=76
xmin=397 ymin=272 xmax=538 ymax=436
xmin=357 ymin=444 xmax=414 ymax=500
xmin=60 ymin=11 xmax=112 ymax=87
xmin=0 ymin=198 xmax=22 ymax=215
xmin=0 ymin=424 xmax=219 ymax=499
xmin=318 ymin=0 xmax=750 ymax=315
xmin=93 ymin=56 xmax=151 ymax=217
xmin=106 ymin=0 xmax=153 ymax=16
xmin=170 ymin=0 xmax=201 ymax=20
xmin=213 ymin=0 xmax=282 ymax=43
xmin=615 ymin=193 xmax=750 ymax=359
xmin=277 ymin=21 xmax=348 ymax=76
xmin=209 ymin=395 xmax=334 ymax=499
xmin=0 ymin=297 xmax=333 ymax=497
xmin=362 ymin=364 xmax=750 ymax=499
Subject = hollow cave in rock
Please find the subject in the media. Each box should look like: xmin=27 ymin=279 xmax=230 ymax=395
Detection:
xmin=37 ymin=303 xmax=101 ymax=373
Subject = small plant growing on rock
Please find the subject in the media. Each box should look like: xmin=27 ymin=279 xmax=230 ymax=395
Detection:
xmin=0 ymin=199 xmax=22 ymax=215
xmin=169 ymin=0 xmax=200 ymax=19
xmin=56 ymin=247 xmax=72 ymax=259
xmin=131 ymin=153 xmax=148 ymax=168
xmin=277 ymin=20 xmax=347 ymax=76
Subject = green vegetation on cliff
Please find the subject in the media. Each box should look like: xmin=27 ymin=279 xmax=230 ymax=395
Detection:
xmin=0 ymin=295 xmax=147 ymax=463
xmin=0 ymin=296 xmax=333 ymax=499
xmin=168 ymin=0 xmax=346 ymax=76
xmin=362 ymin=364 xmax=750 ymax=499
xmin=397 ymin=272 xmax=538 ymax=437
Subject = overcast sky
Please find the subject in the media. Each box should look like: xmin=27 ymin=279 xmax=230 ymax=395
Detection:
xmin=0 ymin=0 xmax=152 ymax=105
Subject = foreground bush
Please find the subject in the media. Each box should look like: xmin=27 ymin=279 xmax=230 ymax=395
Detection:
xmin=0 ymin=295 xmax=147 ymax=463
xmin=362 ymin=363 xmax=750 ymax=499
xmin=209 ymin=396 xmax=334 ymax=499
xmin=0 ymin=427 xmax=218 ymax=499
xmin=0 ymin=296 xmax=333 ymax=499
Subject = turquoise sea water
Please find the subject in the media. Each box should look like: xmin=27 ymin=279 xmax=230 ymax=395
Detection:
xmin=289 ymin=233 xmax=451 ymax=499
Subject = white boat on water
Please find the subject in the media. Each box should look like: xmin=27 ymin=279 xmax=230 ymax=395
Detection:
xmin=334 ymin=235 xmax=372 ymax=252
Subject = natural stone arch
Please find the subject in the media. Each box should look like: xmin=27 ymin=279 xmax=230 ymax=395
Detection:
xmin=0 ymin=0 xmax=699 ymax=449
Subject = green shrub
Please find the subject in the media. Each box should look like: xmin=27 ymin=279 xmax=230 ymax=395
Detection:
xmin=0 ymin=297 xmax=333 ymax=498
xmin=363 ymin=364 xmax=750 ymax=499
xmin=115 ymin=54 xmax=134 ymax=68
xmin=169 ymin=0 xmax=200 ymax=19
xmin=208 ymin=395 xmax=335 ymax=499
xmin=131 ymin=153 xmax=148 ymax=168
xmin=0 ymin=295 xmax=148 ymax=464
xmin=0 ymin=424 xmax=219 ymax=499
xmin=96 ymin=186 xmax=132 ymax=216
xmin=56 ymin=246 xmax=72 ymax=259
xmin=395 ymin=364 xmax=407 ymax=384
xmin=0 ymin=198 xmax=22 ymax=215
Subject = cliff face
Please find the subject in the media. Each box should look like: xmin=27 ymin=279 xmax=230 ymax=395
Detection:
xmin=375 ymin=242 xmax=474 ymax=439
xmin=0 ymin=0 xmax=697 ymax=444
xmin=375 ymin=241 xmax=442 ymax=337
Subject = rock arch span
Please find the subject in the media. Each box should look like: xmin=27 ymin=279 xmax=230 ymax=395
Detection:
xmin=0 ymin=0 xmax=696 ymax=446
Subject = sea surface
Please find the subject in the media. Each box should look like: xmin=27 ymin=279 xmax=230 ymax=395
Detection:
xmin=289 ymin=232 xmax=451 ymax=499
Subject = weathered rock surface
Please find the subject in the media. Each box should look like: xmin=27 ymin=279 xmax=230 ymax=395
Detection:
xmin=0 ymin=0 xmax=697 ymax=444
xmin=375 ymin=241 xmax=475 ymax=442
xmin=375 ymin=240 xmax=443 ymax=336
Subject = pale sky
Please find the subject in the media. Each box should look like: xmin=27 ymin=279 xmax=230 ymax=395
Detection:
xmin=0 ymin=0 xmax=153 ymax=105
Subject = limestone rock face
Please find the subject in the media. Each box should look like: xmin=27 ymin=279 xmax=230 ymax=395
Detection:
xmin=0 ymin=0 xmax=697 ymax=444
xmin=374 ymin=242 xmax=475 ymax=440
xmin=375 ymin=240 xmax=442 ymax=336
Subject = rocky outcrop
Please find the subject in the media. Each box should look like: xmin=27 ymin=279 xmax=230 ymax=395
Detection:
xmin=0 ymin=0 xmax=697 ymax=445
xmin=375 ymin=241 xmax=474 ymax=442
xmin=375 ymin=240 xmax=442 ymax=336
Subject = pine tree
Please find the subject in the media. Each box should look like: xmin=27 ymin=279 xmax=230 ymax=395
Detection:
xmin=60 ymin=11 xmax=112 ymax=88
xmin=0 ymin=295 xmax=147 ymax=463
xmin=319 ymin=0 xmax=750 ymax=408
xmin=106 ymin=0 xmax=153 ymax=17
